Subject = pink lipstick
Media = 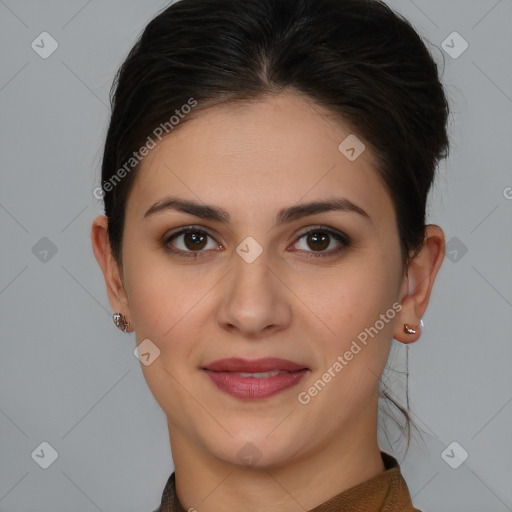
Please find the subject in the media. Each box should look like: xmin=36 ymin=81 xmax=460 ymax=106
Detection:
xmin=202 ymin=357 xmax=309 ymax=399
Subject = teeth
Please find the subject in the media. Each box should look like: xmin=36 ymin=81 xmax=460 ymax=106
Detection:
xmin=233 ymin=371 xmax=287 ymax=378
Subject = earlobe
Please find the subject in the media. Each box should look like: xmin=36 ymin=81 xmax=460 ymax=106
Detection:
xmin=394 ymin=225 xmax=445 ymax=344
xmin=91 ymin=215 xmax=132 ymax=325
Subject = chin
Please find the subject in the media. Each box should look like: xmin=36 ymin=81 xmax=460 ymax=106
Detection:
xmin=202 ymin=426 xmax=308 ymax=470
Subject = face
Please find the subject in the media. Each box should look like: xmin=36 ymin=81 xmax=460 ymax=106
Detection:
xmin=118 ymin=92 xmax=406 ymax=468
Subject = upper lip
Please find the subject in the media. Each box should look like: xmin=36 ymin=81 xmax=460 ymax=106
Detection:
xmin=202 ymin=357 xmax=308 ymax=372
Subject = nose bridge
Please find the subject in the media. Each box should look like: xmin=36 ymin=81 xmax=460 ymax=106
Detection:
xmin=216 ymin=238 xmax=291 ymax=336
xmin=231 ymin=241 xmax=274 ymax=306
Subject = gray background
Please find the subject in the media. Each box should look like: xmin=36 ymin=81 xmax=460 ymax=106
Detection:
xmin=0 ymin=0 xmax=511 ymax=511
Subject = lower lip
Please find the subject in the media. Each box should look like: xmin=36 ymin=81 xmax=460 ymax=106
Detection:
xmin=203 ymin=369 xmax=309 ymax=399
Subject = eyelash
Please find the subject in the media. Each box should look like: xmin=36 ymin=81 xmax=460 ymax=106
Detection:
xmin=162 ymin=225 xmax=351 ymax=260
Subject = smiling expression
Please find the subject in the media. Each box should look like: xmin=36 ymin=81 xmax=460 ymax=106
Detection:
xmin=116 ymin=91 xmax=407 ymax=467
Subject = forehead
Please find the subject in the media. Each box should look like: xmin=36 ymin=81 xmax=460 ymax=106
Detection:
xmin=126 ymin=92 xmax=394 ymax=225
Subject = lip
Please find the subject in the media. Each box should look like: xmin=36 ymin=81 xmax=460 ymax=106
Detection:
xmin=202 ymin=358 xmax=310 ymax=400
xmin=203 ymin=357 xmax=308 ymax=373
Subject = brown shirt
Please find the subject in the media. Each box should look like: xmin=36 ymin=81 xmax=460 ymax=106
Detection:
xmin=156 ymin=451 xmax=421 ymax=512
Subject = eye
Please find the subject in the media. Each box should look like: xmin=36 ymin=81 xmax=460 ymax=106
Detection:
xmin=162 ymin=225 xmax=350 ymax=259
xmin=163 ymin=226 xmax=222 ymax=258
xmin=290 ymin=226 xmax=351 ymax=257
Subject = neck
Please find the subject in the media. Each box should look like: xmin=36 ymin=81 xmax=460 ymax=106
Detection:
xmin=168 ymin=404 xmax=385 ymax=512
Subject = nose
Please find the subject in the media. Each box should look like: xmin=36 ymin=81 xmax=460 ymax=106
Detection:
xmin=216 ymin=247 xmax=292 ymax=339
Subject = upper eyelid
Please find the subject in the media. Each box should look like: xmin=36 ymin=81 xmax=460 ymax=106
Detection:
xmin=164 ymin=225 xmax=219 ymax=243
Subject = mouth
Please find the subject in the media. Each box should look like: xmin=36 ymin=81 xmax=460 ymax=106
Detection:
xmin=201 ymin=357 xmax=310 ymax=399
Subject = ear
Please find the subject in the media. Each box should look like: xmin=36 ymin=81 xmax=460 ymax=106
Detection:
xmin=91 ymin=215 xmax=134 ymax=332
xmin=394 ymin=224 xmax=445 ymax=343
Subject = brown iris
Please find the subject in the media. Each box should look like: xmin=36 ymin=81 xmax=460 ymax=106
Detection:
xmin=183 ymin=231 xmax=208 ymax=250
xmin=307 ymin=231 xmax=329 ymax=251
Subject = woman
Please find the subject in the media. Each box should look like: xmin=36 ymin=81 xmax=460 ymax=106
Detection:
xmin=91 ymin=0 xmax=449 ymax=510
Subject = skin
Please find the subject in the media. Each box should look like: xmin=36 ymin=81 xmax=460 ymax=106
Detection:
xmin=92 ymin=91 xmax=445 ymax=512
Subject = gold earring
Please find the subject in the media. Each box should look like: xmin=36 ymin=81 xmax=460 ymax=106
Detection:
xmin=113 ymin=312 xmax=129 ymax=332
xmin=403 ymin=323 xmax=417 ymax=334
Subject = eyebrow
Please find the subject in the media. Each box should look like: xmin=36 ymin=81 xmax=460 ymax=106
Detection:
xmin=143 ymin=196 xmax=371 ymax=226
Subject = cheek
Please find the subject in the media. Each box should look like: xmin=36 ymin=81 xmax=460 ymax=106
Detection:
xmin=122 ymin=250 xmax=213 ymax=417
xmin=126 ymin=262 xmax=205 ymax=341
xmin=315 ymin=251 xmax=401 ymax=339
xmin=122 ymin=243 xmax=225 ymax=368
xmin=126 ymin=266 xmax=179 ymax=339
xmin=121 ymin=230 xmax=188 ymax=326
xmin=297 ymin=273 xmax=399 ymax=432
xmin=305 ymin=246 xmax=402 ymax=398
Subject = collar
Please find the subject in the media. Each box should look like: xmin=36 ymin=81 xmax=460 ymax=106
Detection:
xmin=156 ymin=451 xmax=421 ymax=512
